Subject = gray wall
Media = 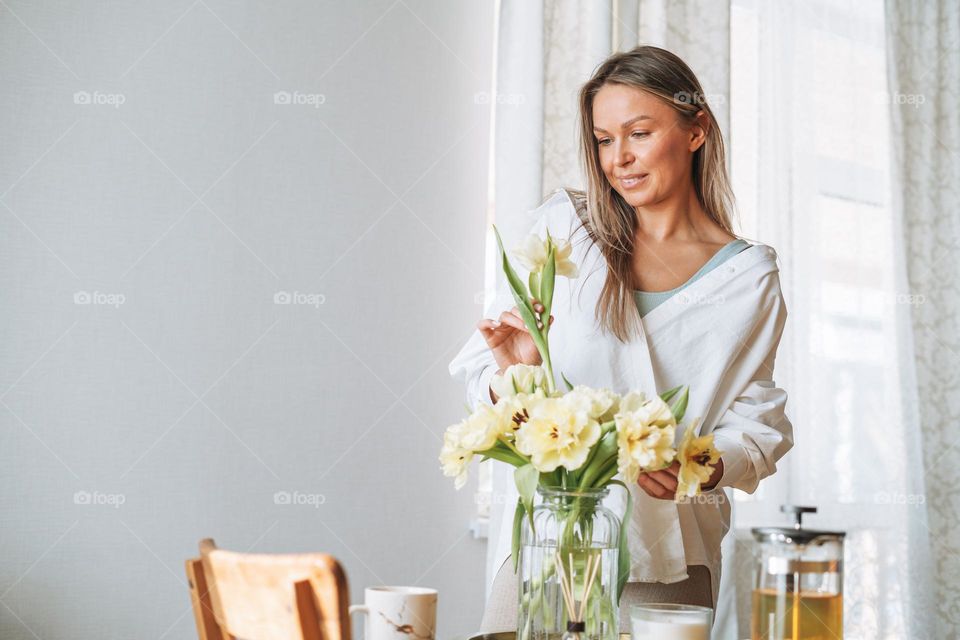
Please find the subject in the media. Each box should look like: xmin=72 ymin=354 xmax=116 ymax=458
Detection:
xmin=0 ymin=1 xmax=493 ymax=638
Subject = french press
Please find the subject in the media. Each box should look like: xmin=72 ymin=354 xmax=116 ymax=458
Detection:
xmin=750 ymin=505 xmax=845 ymax=639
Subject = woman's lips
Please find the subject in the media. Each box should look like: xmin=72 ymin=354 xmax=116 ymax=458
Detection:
xmin=619 ymin=174 xmax=648 ymax=189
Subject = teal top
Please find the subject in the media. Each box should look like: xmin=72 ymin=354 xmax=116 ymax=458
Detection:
xmin=633 ymin=239 xmax=751 ymax=317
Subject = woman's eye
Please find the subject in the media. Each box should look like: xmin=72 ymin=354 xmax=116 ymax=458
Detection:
xmin=596 ymin=132 xmax=647 ymax=146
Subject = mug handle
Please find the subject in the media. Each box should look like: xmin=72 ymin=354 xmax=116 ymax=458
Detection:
xmin=348 ymin=604 xmax=368 ymax=631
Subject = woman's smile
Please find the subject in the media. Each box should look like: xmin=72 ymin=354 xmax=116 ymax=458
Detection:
xmin=619 ymin=173 xmax=648 ymax=189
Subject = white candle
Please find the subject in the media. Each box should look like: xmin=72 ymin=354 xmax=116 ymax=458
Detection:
xmin=631 ymin=618 xmax=710 ymax=640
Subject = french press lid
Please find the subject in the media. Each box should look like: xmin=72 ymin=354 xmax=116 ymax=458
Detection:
xmin=751 ymin=505 xmax=845 ymax=545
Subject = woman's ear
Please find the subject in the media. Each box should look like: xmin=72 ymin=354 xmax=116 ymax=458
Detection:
xmin=689 ymin=109 xmax=710 ymax=152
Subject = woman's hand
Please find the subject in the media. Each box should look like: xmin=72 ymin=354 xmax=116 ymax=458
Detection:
xmin=637 ymin=461 xmax=681 ymax=500
xmin=476 ymin=298 xmax=553 ymax=372
xmin=637 ymin=459 xmax=724 ymax=500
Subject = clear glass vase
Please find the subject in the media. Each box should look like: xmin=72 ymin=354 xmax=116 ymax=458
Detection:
xmin=517 ymin=486 xmax=621 ymax=640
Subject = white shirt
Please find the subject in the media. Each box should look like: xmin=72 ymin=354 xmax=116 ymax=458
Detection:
xmin=448 ymin=189 xmax=793 ymax=608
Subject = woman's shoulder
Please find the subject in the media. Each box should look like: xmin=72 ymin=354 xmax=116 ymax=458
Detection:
xmin=738 ymin=239 xmax=781 ymax=267
xmin=525 ymin=188 xmax=592 ymax=243
xmin=707 ymin=227 xmax=779 ymax=266
xmin=530 ymin=188 xmax=585 ymax=222
xmin=732 ymin=240 xmax=786 ymax=305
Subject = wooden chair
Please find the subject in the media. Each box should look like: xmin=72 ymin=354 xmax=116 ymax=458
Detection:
xmin=185 ymin=556 xmax=228 ymax=640
xmin=185 ymin=538 xmax=351 ymax=640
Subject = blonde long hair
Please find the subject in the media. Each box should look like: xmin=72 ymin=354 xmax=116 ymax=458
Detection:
xmin=559 ymin=45 xmax=738 ymax=343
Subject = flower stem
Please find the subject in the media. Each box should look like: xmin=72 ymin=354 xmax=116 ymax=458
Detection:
xmin=498 ymin=435 xmax=525 ymax=460
xmin=541 ymin=350 xmax=557 ymax=395
xmin=536 ymin=309 xmax=557 ymax=394
xmin=579 ymin=453 xmax=617 ymax=489
xmin=594 ymin=464 xmax=620 ymax=487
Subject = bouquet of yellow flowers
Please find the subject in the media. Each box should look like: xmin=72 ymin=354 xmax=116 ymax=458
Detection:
xmin=440 ymin=225 xmax=720 ymax=608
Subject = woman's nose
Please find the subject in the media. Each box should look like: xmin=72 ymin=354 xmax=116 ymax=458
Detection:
xmin=615 ymin=141 xmax=634 ymax=165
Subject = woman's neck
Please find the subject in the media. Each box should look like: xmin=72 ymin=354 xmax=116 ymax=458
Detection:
xmin=632 ymin=189 xmax=724 ymax=245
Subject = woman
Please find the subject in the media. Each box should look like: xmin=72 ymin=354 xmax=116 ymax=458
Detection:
xmin=449 ymin=45 xmax=793 ymax=632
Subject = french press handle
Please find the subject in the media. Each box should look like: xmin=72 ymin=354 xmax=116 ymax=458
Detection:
xmin=780 ymin=505 xmax=817 ymax=529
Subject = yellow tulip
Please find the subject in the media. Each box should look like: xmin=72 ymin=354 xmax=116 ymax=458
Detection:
xmin=675 ymin=419 xmax=722 ymax=499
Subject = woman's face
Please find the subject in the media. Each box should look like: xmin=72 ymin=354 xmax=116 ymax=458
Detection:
xmin=591 ymin=83 xmax=705 ymax=208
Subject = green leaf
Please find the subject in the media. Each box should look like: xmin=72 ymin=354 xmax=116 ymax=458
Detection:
xmin=480 ymin=447 xmax=526 ymax=467
xmin=515 ymin=463 xmax=539 ymax=515
xmin=597 ymin=590 xmax=616 ymax=633
xmin=577 ymin=429 xmax=609 ymax=484
xmin=659 ymin=385 xmax=682 ymax=404
xmin=493 ymin=225 xmax=548 ymax=358
xmin=560 ymin=370 xmax=575 ymax=391
xmin=607 ymin=479 xmax=633 ymax=604
xmin=547 ymin=468 xmax=563 ymax=487
xmin=511 ymin=498 xmax=524 ymax=572
xmin=528 ymin=271 xmax=541 ymax=303
xmin=670 ymin=386 xmax=689 ymax=422
xmin=579 ymin=430 xmax=618 ymax=488
xmin=515 ymin=463 xmax=539 ymax=541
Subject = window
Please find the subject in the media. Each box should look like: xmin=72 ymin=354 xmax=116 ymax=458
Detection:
xmin=730 ymin=0 xmax=899 ymax=520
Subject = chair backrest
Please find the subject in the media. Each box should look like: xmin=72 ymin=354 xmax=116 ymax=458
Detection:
xmin=195 ymin=538 xmax=351 ymax=640
xmin=185 ymin=557 xmax=230 ymax=640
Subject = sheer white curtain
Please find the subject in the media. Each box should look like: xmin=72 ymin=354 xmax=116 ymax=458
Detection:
xmin=729 ymin=0 xmax=935 ymax=637
xmin=885 ymin=0 xmax=960 ymax=636
xmin=481 ymin=0 xmax=615 ymax=602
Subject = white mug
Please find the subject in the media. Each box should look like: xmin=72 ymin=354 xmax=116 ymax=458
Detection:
xmin=348 ymin=586 xmax=437 ymax=640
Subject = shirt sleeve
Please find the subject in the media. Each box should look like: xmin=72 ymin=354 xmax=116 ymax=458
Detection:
xmin=709 ymin=378 xmax=794 ymax=493
xmin=708 ymin=270 xmax=794 ymax=494
xmin=448 ymin=328 xmax=500 ymax=410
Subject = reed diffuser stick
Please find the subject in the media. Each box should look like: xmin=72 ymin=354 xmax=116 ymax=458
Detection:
xmin=578 ymin=552 xmax=601 ymax=621
xmin=554 ymin=551 xmax=576 ymax=619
